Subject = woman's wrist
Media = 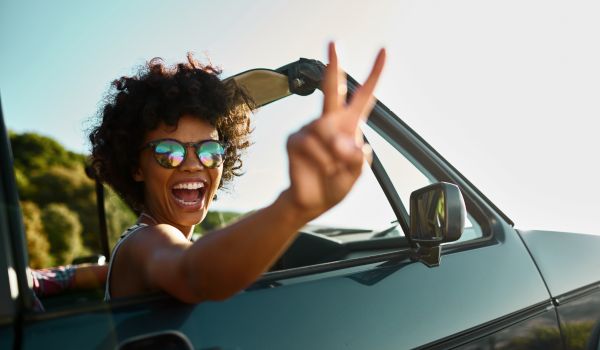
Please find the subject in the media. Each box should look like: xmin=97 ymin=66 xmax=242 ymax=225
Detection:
xmin=275 ymin=189 xmax=320 ymax=228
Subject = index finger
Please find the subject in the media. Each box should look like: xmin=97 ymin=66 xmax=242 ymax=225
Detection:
xmin=322 ymin=42 xmax=347 ymax=115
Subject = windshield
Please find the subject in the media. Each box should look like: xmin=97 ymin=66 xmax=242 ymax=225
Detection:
xmin=205 ymin=92 xmax=399 ymax=242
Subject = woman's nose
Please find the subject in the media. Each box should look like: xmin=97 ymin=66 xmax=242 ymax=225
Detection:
xmin=179 ymin=146 xmax=204 ymax=171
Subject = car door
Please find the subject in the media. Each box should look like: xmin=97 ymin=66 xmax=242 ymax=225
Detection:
xmin=517 ymin=228 xmax=600 ymax=349
xmin=6 ymin=62 xmax=562 ymax=349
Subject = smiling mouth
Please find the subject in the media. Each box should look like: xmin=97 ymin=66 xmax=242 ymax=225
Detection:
xmin=171 ymin=182 xmax=207 ymax=207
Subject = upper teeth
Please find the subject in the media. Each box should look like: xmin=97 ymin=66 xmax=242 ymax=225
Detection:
xmin=173 ymin=182 xmax=205 ymax=190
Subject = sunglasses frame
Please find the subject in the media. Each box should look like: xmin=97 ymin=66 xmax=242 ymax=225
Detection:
xmin=142 ymin=138 xmax=227 ymax=169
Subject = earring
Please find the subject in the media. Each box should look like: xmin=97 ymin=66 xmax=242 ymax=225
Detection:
xmin=213 ymin=193 xmax=218 ymax=201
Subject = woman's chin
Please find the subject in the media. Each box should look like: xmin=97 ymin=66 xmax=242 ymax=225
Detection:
xmin=165 ymin=198 xmax=207 ymax=227
xmin=169 ymin=211 xmax=204 ymax=229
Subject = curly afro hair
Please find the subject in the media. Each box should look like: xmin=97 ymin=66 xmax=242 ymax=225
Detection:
xmin=89 ymin=54 xmax=254 ymax=213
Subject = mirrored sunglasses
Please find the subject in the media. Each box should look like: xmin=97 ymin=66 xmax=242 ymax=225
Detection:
xmin=142 ymin=138 xmax=226 ymax=169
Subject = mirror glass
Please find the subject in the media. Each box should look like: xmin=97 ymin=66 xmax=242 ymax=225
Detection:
xmin=412 ymin=188 xmax=446 ymax=242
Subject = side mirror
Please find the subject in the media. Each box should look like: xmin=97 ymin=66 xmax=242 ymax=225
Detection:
xmin=408 ymin=182 xmax=465 ymax=267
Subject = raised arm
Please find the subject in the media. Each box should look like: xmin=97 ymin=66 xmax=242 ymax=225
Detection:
xmin=137 ymin=43 xmax=387 ymax=303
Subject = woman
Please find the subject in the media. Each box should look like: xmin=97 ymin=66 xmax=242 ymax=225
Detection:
xmin=90 ymin=43 xmax=386 ymax=303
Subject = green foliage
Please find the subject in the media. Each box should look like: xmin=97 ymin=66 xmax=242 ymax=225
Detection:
xmin=505 ymin=321 xmax=593 ymax=350
xmin=24 ymin=164 xmax=102 ymax=251
xmin=26 ymin=165 xmax=90 ymax=204
xmin=563 ymin=321 xmax=594 ymax=349
xmin=10 ymin=131 xmax=135 ymax=264
xmin=20 ymin=201 xmax=53 ymax=268
xmin=105 ymin=188 xmax=137 ymax=248
xmin=42 ymin=203 xmax=84 ymax=265
xmin=9 ymin=132 xmax=85 ymax=173
xmin=506 ymin=325 xmax=562 ymax=350
xmin=194 ymin=210 xmax=242 ymax=236
xmin=13 ymin=168 xmax=31 ymax=197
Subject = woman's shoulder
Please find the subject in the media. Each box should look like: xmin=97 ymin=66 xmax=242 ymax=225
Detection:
xmin=121 ymin=223 xmax=190 ymax=252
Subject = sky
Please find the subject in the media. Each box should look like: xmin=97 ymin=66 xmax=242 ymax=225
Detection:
xmin=1 ymin=0 xmax=599 ymax=234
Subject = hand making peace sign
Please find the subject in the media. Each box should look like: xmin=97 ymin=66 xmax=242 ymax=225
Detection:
xmin=284 ymin=42 xmax=387 ymax=221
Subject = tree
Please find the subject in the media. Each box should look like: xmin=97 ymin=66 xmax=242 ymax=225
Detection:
xmin=9 ymin=132 xmax=85 ymax=174
xmin=10 ymin=131 xmax=141 ymax=262
xmin=26 ymin=165 xmax=101 ymax=251
xmin=42 ymin=203 xmax=84 ymax=265
xmin=13 ymin=168 xmax=31 ymax=198
xmin=105 ymin=188 xmax=137 ymax=248
xmin=20 ymin=201 xmax=53 ymax=268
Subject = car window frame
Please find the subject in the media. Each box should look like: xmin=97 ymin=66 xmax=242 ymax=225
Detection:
xmin=0 ymin=97 xmax=39 ymax=317
xmin=364 ymin=93 xmax=509 ymax=252
xmin=255 ymin=79 xmax=510 ymax=284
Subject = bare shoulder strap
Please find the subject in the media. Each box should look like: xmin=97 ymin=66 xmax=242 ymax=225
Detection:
xmin=104 ymin=224 xmax=148 ymax=302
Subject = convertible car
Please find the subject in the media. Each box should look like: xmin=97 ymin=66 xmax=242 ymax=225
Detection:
xmin=1 ymin=58 xmax=600 ymax=349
